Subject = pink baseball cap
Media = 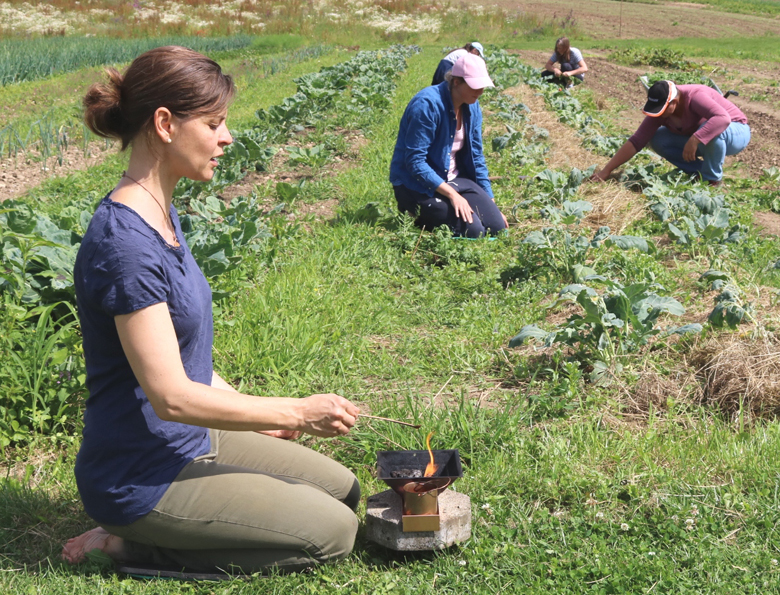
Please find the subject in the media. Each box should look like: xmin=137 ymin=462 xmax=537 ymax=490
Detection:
xmin=451 ymin=54 xmax=494 ymax=89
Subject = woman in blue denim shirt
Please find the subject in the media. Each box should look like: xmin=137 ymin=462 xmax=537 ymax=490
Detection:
xmin=390 ymin=54 xmax=507 ymax=238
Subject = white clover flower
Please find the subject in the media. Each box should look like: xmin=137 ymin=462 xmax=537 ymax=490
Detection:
xmin=685 ymin=518 xmax=695 ymax=526
xmin=648 ymin=552 xmax=656 ymax=556
xmin=481 ymin=503 xmax=491 ymax=510
xmin=595 ymin=512 xmax=604 ymax=520
xmin=671 ymin=515 xmax=679 ymax=522
xmin=690 ymin=505 xmax=699 ymax=517
xmin=458 ymin=560 xmax=467 ymax=566
xmin=772 ymin=559 xmax=778 ymax=566
xmin=620 ymin=523 xmax=629 ymax=531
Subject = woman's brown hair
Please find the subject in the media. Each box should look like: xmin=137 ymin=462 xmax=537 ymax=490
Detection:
xmin=555 ymin=37 xmax=571 ymax=64
xmin=83 ymin=46 xmax=235 ymax=150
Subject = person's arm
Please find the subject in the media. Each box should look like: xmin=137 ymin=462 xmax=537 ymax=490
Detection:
xmin=469 ymin=104 xmax=494 ymax=199
xmin=591 ymin=140 xmax=638 ymax=181
xmin=211 ymin=371 xmax=301 ymax=439
xmin=689 ymin=92 xmax=732 ymax=147
xmin=434 ymin=180 xmax=473 ymax=224
xmin=402 ymin=97 xmax=447 ymax=192
xmin=544 ymin=54 xmax=561 ymax=77
xmin=116 ymin=303 xmax=358 ymax=437
xmin=564 ymin=59 xmax=588 ymax=78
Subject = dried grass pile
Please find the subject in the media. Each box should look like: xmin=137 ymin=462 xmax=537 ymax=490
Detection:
xmin=690 ymin=335 xmax=780 ymax=421
xmin=622 ymin=367 xmax=701 ymax=418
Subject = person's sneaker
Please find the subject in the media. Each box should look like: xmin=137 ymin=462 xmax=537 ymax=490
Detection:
xmin=708 ymin=179 xmax=723 ymax=187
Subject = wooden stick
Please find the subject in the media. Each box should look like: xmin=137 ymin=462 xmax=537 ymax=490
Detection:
xmin=359 ymin=414 xmax=421 ymax=429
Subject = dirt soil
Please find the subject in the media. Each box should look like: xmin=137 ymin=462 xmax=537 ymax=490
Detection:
xmin=512 ymin=49 xmax=780 ymax=178
xmin=0 ymin=143 xmax=115 ymax=203
xmin=754 ymin=211 xmax=780 ymax=237
xmin=491 ymin=0 xmax=780 ymax=39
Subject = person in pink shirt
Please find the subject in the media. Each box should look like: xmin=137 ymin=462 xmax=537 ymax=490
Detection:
xmin=591 ymin=80 xmax=750 ymax=186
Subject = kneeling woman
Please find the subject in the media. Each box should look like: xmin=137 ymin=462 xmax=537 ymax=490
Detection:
xmin=390 ymin=54 xmax=507 ymax=238
xmin=61 ymin=46 xmax=360 ymax=575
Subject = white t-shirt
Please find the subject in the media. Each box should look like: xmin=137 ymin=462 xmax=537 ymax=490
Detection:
xmin=444 ymin=48 xmax=469 ymax=64
xmin=550 ymin=46 xmax=583 ymax=67
xmin=448 ymin=123 xmax=465 ymax=181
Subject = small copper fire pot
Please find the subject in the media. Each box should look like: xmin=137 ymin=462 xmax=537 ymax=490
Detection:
xmin=376 ymin=450 xmax=462 ymax=533
xmin=402 ymin=483 xmax=439 ymax=516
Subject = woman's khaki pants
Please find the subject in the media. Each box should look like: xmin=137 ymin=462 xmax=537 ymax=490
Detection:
xmin=100 ymin=430 xmax=360 ymax=574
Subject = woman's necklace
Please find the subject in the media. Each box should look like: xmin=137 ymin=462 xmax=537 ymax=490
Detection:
xmin=121 ymin=172 xmax=179 ymax=246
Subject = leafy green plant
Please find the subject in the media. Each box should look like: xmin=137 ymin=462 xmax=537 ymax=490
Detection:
xmin=530 ymin=167 xmax=595 ymax=203
xmin=699 ymin=270 xmax=754 ymax=328
xmin=1 ymin=201 xmax=82 ymax=307
xmin=180 ymin=194 xmax=272 ymax=296
xmin=609 ymin=47 xmax=699 ymax=70
xmin=510 ymin=276 xmax=694 ymax=383
xmin=286 ymin=144 xmax=330 ymax=168
xmin=649 ymin=189 xmax=745 ymax=254
xmin=520 ymin=223 xmax=653 ymax=283
xmin=0 ymin=302 xmax=84 ymax=447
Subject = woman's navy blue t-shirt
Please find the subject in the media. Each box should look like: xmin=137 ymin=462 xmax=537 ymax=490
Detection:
xmin=73 ymin=195 xmax=212 ymax=526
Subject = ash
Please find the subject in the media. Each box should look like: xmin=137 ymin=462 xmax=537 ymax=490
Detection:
xmin=390 ymin=469 xmax=423 ymax=478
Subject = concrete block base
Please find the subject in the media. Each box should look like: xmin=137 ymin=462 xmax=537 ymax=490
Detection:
xmin=365 ymin=488 xmax=471 ymax=551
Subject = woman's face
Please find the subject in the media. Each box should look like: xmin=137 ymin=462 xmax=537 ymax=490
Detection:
xmin=453 ymin=79 xmax=484 ymax=105
xmin=556 ymin=43 xmax=567 ymax=55
xmin=469 ymin=48 xmax=480 ymax=56
xmin=168 ymin=111 xmax=233 ymax=182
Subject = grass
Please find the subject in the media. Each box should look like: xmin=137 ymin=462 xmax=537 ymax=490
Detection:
xmin=2 ymin=33 xmax=780 ymax=595
xmin=587 ymin=35 xmax=780 ymax=63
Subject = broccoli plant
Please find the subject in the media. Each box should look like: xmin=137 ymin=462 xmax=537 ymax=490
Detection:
xmin=699 ymin=270 xmax=754 ymax=329
xmin=520 ymin=223 xmax=653 ymax=283
xmin=510 ymin=276 xmax=698 ymax=383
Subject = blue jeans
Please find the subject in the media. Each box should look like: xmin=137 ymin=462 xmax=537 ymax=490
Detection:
xmin=648 ymin=122 xmax=751 ymax=182
xmin=541 ymin=62 xmax=584 ymax=83
xmin=394 ymin=178 xmax=506 ymax=238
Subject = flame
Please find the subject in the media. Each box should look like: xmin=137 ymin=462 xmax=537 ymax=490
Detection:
xmin=423 ymin=431 xmax=437 ymax=477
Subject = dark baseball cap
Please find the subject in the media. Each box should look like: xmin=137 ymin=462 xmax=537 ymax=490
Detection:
xmin=642 ymin=80 xmax=678 ymax=117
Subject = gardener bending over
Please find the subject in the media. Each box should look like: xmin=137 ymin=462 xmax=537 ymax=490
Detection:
xmin=541 ymin=37 xmax=588 ymax=87
xmin=61 ymin=45 xmax=360 ymax=576
xmin=431 ymin=42 xmax=485 ymax=86
xmin=390 ymin=54 xmax=507 ymax=238
xmin=591 ymin=80 xmax=750 ymax=186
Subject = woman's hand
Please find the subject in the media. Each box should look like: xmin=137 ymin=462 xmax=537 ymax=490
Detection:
xmin=499 ymin=209 xmax=508 ymax=228
xmin=553 ymin=67 xmax=562 ymax=77
xmin=298 ymin=393 xmax=359 ymax=438
xmin=449 ymin=192 xmax=474 ymax=223
xmin=258 ymin=429 xmax=302 ymax=440
xmin=589 ymin=169 xmax=609 ymax=182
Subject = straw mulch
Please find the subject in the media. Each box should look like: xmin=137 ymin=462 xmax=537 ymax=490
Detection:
xmin=690 ymin=335 xmax=780 ymax=421
xmin=502 ymin=83 xmax=646 ymax=234
xmin=620 ymin=361 xmax=701 ymax=419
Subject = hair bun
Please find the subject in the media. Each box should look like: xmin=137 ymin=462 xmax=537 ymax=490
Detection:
xmin=83 ymin=67 xmax=125 ymax=140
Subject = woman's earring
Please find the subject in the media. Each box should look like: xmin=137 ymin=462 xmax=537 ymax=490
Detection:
xmin=167 ymin=138 xmax=173 ymax=144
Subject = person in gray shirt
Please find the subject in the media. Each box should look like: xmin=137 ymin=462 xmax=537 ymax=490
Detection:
xmin=541 ymin=37 xmax=588 ymax=87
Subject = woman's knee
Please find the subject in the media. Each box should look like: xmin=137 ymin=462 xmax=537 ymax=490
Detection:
xmin=311 ymin=504 xmax=359 ymax=563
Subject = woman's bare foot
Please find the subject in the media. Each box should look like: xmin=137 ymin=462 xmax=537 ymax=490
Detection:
xmin=61 ymin=527 xmax=126 ymax=564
